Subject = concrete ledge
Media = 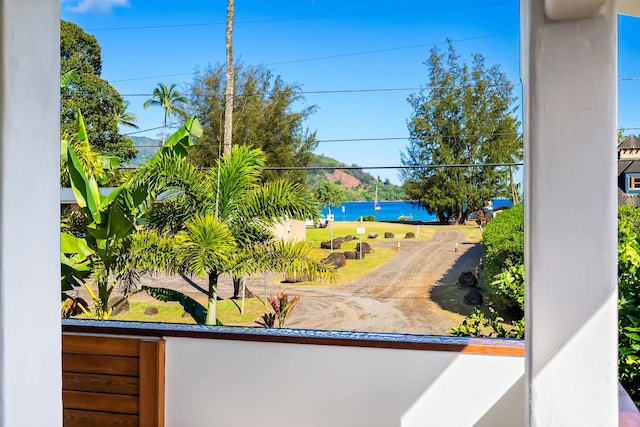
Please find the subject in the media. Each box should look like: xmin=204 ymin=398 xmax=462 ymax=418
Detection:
xmin=62 ymin=319 xmax=524 ymax=356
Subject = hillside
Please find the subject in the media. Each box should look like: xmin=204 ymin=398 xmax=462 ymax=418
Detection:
xmin=127 ymin=139 xmax=407 ymax=200
xmin=128 ymin=136 xmax=160 ymax=165
xmin=306 ymin=154 xmax=407 ymax=201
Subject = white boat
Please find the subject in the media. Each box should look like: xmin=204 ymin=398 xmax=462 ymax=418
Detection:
xmin=374 ymin=185 xmax=381 ymax=210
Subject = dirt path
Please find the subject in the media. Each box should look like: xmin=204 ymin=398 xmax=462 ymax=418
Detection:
xmin=272 ymin=230 xmax=481 ymax=335
xmin=124 ymin=230 xmax=482 ymax=335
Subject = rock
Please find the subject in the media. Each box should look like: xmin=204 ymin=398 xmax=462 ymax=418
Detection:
xmin=333 ymin=236 xmax=345 ymax=245
xmin=108 ymin=298 xmax=130 ymax=317
xmin=282 ymin=272 xmax=312 ymax=283
xmin=463 ymin=289 xmax=484 ymax=306
xmin=384 ymin=232 xmax=395 ymax=238
xmin=343 ymin=251 xmax=364 ymax=260
xmin=405 ymin=232 xmax=415 ymax=238
xmin=458 ymin=271 xmax=478 ymax=288
xmin=352 ymin=235 xmax=359 ymax=241
xmin=356 ymin=242 xmax=374 ymax=254
xmin=181 ymin=312 xmax=192 ymax=319
xmin=368 ymin=232 xmax=378 ymax=239
xmin=144 ymin=307 xmax=159 ymax=316
xmin=322 ymin=253 xmax=347 ymax=269
xmin=320 ymin=240 xmax=342 ymax=249
xmin=343 ymin=235 xmax=353 ymax=242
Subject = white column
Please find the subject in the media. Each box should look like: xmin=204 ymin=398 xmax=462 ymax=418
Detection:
xmin=0 ymin=1 xmax=61 ymax=426
xmin=522 ymin=0 xmax=618 ymax=425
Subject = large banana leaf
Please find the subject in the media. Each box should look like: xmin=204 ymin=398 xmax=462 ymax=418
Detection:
xmin=61 ymin=232 xmax=94 ymax=293
xmin=142 ymin=285 xmax=208 ymax=325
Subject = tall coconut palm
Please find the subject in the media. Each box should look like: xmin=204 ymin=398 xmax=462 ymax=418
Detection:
xmin=131 ymin=145 xmax=334 ymax=325
xmin=144 ymin=83 xmax=188 ymax=143
xmin=113 ymin=101 xmax=139 ymax=130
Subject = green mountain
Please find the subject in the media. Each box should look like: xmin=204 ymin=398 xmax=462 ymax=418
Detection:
xmin=306 ymin=154 xmax=408 ymax=201
xmin=128 ymin=136 xmax=161 ymax=165
xmin=126 ymin=141 xmax=407 ymax=201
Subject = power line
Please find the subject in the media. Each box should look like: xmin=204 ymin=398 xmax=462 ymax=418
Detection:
xmin=116 ymin=162 xmax=524 ymax=171
xmin=128 ymin=132 xmax=526 ymax=148
xmin=109 ymin=32 xmax=518 ymax=83
xmin=86 ymin=2 xmax=517 ymax=32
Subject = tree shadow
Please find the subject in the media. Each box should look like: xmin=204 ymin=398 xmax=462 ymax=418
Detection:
xmin=429 ymin=243 xmax=490 ymax=317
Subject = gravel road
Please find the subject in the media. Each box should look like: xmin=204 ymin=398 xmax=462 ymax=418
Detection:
xmin=127 ymin=229 xmax=482 ymax=335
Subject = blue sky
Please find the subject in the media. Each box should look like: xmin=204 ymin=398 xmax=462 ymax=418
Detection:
xmin=61 ymin=1 xmax=640 ymax=185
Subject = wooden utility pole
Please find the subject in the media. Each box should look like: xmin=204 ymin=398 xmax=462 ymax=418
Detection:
xmin=223 ymin=0 xmax=234 ymax=154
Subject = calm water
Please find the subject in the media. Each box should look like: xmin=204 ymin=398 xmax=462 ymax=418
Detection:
xmin=320 ymin=200 xmax=513 ymax=222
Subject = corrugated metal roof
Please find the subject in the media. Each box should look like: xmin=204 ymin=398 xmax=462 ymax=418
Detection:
xmin=620 ymin=160 xmax=640 ymax=174
xmin=618 ymin=135 xmax=640 ymax=149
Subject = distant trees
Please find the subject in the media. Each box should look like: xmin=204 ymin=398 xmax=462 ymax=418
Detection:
xmin=185 ymin=63 xmax=318 ymax=184
xmin=313 ymin=181 xmax=346 ymax=213
xmin=401 ymin=42 xmax=522 ymax=224
xmin=60 ymin=20 xmax=136 ymax=162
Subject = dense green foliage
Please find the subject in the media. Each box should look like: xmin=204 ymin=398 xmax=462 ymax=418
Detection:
xmin=185 ymin=63 xmax=317 ymax=184
xmin=481 ymin=206 xmax=524 ymax=270
xmin=313 ymin=181 xmax=346 ymax=210
xmin=617 ymin=209 xmax=640 ymax=405
xmin=60 ymin=20 xmax=136 ymax=161
xmin=401 ymin=42 xmax=522 ymax=223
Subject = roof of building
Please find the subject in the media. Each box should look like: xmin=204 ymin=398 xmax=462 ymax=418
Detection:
xmin=618 ymin=134 xmax=640 ymax=149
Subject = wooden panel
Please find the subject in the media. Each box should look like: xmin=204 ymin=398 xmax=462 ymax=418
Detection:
xmin=63 ymin=390 xmax=139 ymax=414
xmin=63 ymin=354 xmax=139 ymax=376
xmin=139 ymin=340 xmax=165 ymax=427
xmin=64 ymin=409 xmax=139 ymax=427
xmin=63 ymin=372 xmax=139 ymax=395
xmin=63 ymin=335 xmax=140 ymax=357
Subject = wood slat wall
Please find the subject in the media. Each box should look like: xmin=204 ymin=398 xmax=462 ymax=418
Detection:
xmin=62 ymin=334 xmax=165 ymax=427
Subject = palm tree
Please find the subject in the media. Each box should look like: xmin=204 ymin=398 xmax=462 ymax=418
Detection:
xmin=132 ymin=145 xmax=334 ymax=325
xmin=143 ymin=83 xmax=188 ymax=143
xmin=113 ymin=101 xmax=139 ymax=130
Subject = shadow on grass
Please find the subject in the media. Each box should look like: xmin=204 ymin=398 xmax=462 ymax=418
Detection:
xmin=429 ymin=243 xmax=491 ymax=317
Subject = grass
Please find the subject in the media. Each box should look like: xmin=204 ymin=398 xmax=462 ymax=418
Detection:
xmin=110 ymin=298 xmax=270 ymax=326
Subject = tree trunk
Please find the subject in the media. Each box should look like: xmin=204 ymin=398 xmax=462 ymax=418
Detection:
xmin=223 ymin=0 xmax=234 ymax=154
xmin=437 ymin=211 xmax=447 ymax=224
xmin=205 ymin=270 xmax=218 ymax=325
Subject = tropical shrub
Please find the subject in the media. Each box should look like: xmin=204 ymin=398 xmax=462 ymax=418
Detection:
xmin=617 ymin=217 xmax=640 ymax=405
xmin=490 ymin=264 xmax=525 ymax=318
xmin=481 ymin=205 xmax=524 ymax=309
xmin=361 ymin=215 xmax=376 ymax=222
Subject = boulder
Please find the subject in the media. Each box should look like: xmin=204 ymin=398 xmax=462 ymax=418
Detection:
xmin=144 ymin=307 xmax=159 ymax=316
xmin=384 ymin=232 xmax=395 ymax=239
xmin=356 ymin=242 xmax=374 ymax=254
xmin=343 ymin=235 xmax=353 ymax=242
xmin=108 ymin=298 xmax=130 ymax=317
xmin=405 ymin=232 xmax=416 ymax=239
xmin=344 ymin=251 xmax=364 ymax=260
xmin=458 ymin=271 xmax=478 ymax=288
xmin=181 ymin=312 xmax=192 ymax=320
xmin=368 ymin=232 xmax=378 ymax=239
xmin=322 ymin=253 xmax=347 ymax=269
xmin=463 ymin=289 xmax=484 ymax=306
xmin=283 ymin=272 xmax=313 ymax=283
xmin=320 ymin=240 xmax=342 ymax=250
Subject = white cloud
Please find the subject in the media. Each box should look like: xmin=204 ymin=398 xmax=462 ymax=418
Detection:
xmin=67 ymin=0 xmax=130 ymax=13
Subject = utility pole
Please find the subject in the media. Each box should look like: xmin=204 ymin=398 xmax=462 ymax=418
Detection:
xmin=223 ymin=0 xmax=234 ymax=154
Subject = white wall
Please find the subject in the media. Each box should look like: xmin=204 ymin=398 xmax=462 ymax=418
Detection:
xmin=0 ymin=0 xmax=61 ymax=425
xmin=165 ymin=337 xmax=524 ymax=427
xmin=522 ymin=0 xmax=619 ymax=425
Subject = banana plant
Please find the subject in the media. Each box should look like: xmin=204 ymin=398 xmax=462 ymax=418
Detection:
xmin=62 ymin=111 xmax=202 ymax=318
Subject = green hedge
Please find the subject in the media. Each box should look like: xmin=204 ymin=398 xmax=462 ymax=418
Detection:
xmin=481 ymin=205 xmax=524 ymax=297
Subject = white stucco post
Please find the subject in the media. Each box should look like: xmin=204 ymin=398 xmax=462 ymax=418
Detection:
xmin=522 ymin=0 xmax=618 ymax=425
xmin=0 ymin=0 xmax=61 ymax=425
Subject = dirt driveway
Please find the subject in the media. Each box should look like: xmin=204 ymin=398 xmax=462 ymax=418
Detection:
xmin=271 ymin=229 xmax=482 ymax=335
xmin=129 ymin=229 xmax=482 ymax=335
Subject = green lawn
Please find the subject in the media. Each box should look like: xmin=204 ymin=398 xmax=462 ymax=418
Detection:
xmin=110 ymin=298 xmax=269 ymax=325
